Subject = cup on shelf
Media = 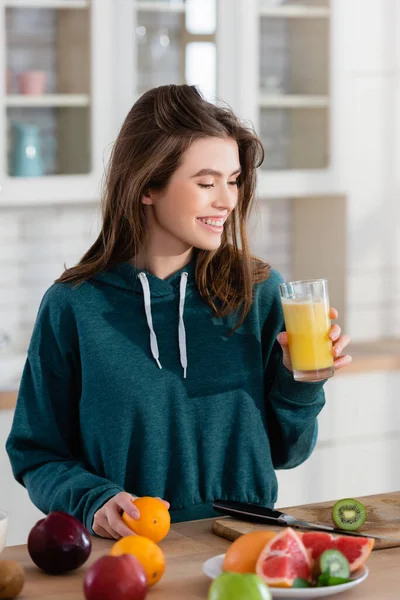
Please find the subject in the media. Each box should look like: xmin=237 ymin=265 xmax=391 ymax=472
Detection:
xmin=17 ymin=70 xmax=47 ymax=95
xmin=0 ymin=510 xmax=8 ymax=553
xmin=10 ymin=122 xmax=48 ymax=177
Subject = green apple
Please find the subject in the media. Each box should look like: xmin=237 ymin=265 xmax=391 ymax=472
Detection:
xmin=208 ymin=572 xmax=272 ymax=600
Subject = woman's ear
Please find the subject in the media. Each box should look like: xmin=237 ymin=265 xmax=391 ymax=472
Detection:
xmin=141 ymin=189 xmax=160 ymax=206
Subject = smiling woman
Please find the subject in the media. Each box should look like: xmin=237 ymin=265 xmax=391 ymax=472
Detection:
xmin=6 ymin=84 xmax=351 ymax=542
xmin=139 ymin=137 xmax=241 ymax=257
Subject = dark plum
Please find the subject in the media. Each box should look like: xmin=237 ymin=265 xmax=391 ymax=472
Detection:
xmin=28 ymin=511 xmax=91 ymax=574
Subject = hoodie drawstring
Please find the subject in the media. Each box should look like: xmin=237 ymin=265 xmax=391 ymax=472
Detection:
xmin=178 ymin=272 xmax=188 ymax=378
xmin=138 ymin=272 xmax=188 ymax=378
xmin=138 ymin=273 xmax=162 ymax=370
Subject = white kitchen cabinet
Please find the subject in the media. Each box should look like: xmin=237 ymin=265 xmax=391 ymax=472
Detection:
xmin=0 ymin=0 xmax=115 ymax=207
xmin=276 ymin=370 xmax=400 ymax=508
xmin=113 ymin=0 xmax=219 ymax=130
xmin=0 ymin=0 xmax=337 ymax=206
xmin=112 ymin=0 xmax=336 ymax=199
xmin=226 ymin=0 xmax=335 ymax=198
xmin=0 ymin=409 xmax=44 ymax=547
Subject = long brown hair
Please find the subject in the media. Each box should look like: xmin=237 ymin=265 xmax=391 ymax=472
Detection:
xmin=56 ymin=84 xmax=270 ymax=327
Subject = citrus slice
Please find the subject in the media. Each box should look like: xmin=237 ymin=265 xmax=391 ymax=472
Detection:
xmin=300 ymin=531 xmax=374 ymax=573
xmin=255 ymin=527 xmax=312 ymax=588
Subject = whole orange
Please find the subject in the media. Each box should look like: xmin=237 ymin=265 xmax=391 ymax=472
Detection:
xmin=223 ymin=530 xmax=277 ymax=574
xmin=110 ymin=535 xmax=165 ymax=586
xmin=122 ymin=496 xmax=170 ymax=543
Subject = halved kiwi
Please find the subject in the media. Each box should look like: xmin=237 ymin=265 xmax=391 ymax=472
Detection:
xmin=320 ymin=549 xmax=350 ymax=579
xmin=332 ymin=498 xmax=367 ymax=531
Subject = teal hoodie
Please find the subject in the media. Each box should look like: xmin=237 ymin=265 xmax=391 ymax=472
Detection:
xmin=6 ymin=261 xmax=325 ymax=533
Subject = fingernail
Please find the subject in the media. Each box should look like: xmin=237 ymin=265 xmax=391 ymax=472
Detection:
xmin=334 ymin=347 xmax=340 ymax=356
xmin=131 ymin=509 xmax=140 ymax=519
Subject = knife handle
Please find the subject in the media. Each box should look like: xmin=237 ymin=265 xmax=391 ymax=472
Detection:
xmin=213 ymin=500 xmax=287 ymax=524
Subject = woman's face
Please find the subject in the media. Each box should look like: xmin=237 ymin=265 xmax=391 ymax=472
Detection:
xmin=143 ymin=137 xmax=240 ymax=253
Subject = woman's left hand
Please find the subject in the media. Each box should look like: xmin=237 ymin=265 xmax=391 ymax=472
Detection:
xmin=277 ymin=307 xmax=352 ymax=374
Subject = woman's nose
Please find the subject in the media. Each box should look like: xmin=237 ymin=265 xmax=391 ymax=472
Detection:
xmin=214 ymin=185 xmax=237 ymax=211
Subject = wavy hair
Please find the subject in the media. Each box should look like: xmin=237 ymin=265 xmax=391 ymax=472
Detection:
xmin=56 ymin=84 xmax=270 ymax=328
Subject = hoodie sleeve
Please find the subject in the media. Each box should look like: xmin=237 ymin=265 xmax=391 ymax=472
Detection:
xmin=261 ymin=271 xmax=326 ymax=470
xmin=6 ymin=286 xmax=124 ymax=533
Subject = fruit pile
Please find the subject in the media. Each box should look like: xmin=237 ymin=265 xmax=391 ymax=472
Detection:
xmin=222 ymin=525 xmax=374 ymax=590
xmin=0 ymin=494 xmax=371 ymax=598
xmin=85 ymin=496 xmax=171 ymax=599
xmin=0 ymin=496 xmax=170 ymax=600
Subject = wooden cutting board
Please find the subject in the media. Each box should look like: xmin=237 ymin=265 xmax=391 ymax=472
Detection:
xmin=212 ymin=492 xmax=400 ymax=550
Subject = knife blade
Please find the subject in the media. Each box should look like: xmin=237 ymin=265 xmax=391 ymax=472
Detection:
xmin=213 ymin=500 xmax=400 ymax=543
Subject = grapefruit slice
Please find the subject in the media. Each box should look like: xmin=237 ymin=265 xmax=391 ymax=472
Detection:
xmin=255 ymin=527 xmax=312 ymax=588
xmin=300 ymin=531 xmax=374 ymax=573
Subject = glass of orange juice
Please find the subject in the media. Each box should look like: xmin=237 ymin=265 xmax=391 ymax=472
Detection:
xmin=279 ymin=279 xmax=334 ymax=382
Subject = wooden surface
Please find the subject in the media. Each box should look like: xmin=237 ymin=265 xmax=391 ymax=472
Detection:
xmin=213 ymin=492 xmax=400 ymax=550
xmin=0 ymin=390 xmax=17 ymax=410
xmin=336 ymin=338 xmax=400 ymax=376
xmin=2 ymin=339 xmax=400 ymax=410
xmin=1 ymin=511 xmax=400 ymax=599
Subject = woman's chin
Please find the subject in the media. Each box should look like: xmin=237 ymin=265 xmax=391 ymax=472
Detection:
xmin=195 ymin=240 xmax=222 ymax=251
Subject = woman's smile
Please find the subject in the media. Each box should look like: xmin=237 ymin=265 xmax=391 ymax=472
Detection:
xmin=196 ymin=215 xmax=227 ymax=233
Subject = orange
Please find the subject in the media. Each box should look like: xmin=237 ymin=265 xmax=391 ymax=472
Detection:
xmin=223 ymin=530 xmax=277 ymax=574
xmin=110 ymin=535 xmax=165 ymax=586
xmin=121 ymin=496 xmax=171 ymax=543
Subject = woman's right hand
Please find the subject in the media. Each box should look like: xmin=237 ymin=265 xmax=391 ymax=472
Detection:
xmin=92 ymin=491 xmax=170 ymax=539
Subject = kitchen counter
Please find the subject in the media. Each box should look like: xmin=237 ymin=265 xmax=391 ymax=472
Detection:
xmin=1 ymin=516 xmax=399 ymax=599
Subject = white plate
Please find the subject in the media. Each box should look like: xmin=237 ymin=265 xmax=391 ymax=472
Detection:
xmin=202 ymin=554 xmax=369 ymax=598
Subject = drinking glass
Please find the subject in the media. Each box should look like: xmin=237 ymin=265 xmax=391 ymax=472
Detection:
xmin=279 ymin=279 xmax=334 ymax=382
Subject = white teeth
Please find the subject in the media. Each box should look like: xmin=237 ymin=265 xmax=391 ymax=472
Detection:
xmin=198 ymin=218 xmax=224 ymax=227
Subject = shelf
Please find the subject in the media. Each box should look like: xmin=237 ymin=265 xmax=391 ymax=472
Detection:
xmin=136 ymin=1 xmax=185 ymax=13
xmin=259 ymin=94 xmax=329 ymax=108
xmin=260 ymin=5 xmax=330 ymax=18
xmin=0 ymin=176 xmax=100 ymax=207
xmin=5 ymin=0 xmax=88 ymax=7
xmin=6 ymin=94 xmax=90 ymax=107
xmin=257 ymin=169 xmax=336 ymax=198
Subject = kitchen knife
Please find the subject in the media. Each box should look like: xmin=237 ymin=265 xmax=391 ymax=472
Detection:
xmin=213 ymin=500 xmax=400 ymax=543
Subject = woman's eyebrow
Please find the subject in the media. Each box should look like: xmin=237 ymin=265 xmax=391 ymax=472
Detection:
xmin=191 ymin=168 xmax=242 ymax=178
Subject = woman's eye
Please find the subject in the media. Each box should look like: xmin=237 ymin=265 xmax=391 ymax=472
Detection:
xmin=229 ymin=179 xmax=240 ymax=187
xmin=198 ymin=183 xmax=214 ymax=189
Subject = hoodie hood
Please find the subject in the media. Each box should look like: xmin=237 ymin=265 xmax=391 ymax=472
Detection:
xmin=92 ymin=259 xmax=197 ymax=378
xmin=92 ymin=258 xmax=197 ymax=297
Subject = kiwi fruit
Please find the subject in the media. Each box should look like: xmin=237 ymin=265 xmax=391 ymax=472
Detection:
xmin=332 ymin=498 xmax=367 ymax=531
xmin=319 ymin=549 xmax=350 ymax=579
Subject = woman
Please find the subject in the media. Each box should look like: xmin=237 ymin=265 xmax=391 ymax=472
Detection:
xmin=6 ymin=85 xmax=351 ymax=540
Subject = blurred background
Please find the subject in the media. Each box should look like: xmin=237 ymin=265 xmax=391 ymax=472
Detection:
xmin=1 ymin=0 xmax=400 ymax=544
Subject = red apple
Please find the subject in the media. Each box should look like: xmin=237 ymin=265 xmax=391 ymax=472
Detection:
xmin=28 ymin=511 xmax=91 ymax=574
xmin=83 ymin=554 xmax=148 ymax=600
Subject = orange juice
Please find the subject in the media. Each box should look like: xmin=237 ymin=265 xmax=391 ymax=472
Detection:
xmin=281 ymin=299 xmax=333 ymax=372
